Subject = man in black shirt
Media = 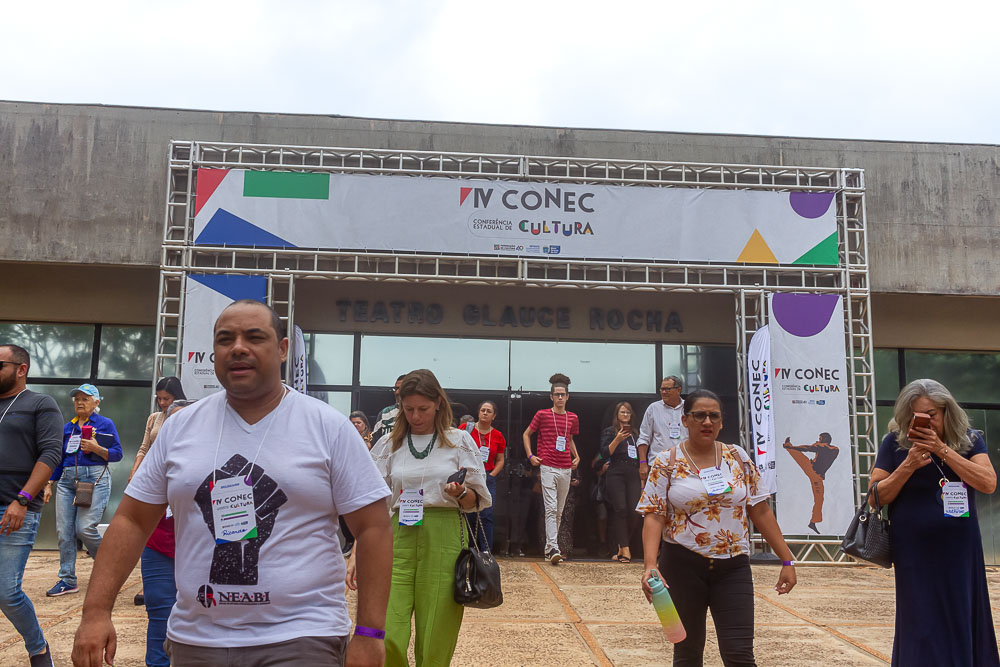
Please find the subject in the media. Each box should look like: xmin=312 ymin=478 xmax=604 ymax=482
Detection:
xmin=0 ymin=344 xmax=63 ymax=666
xmin=783 ymin=432 xmax=840 ymax=535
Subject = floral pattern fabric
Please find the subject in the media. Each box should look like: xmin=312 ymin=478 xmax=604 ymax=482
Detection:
xmin=636 ymin=443 xmax=769 ymax=558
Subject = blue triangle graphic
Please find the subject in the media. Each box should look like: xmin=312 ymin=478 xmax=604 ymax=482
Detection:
xmin=195 ymin=208 xmax=297 ymax=248
xmin=189 ymin=274 xmax=267 ymax=303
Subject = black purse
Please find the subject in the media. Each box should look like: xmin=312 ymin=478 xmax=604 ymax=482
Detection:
xmin=454 ymin=512 xmax=503 ymax=608
xmin=841 ymin=482 xmax=892 ymax=568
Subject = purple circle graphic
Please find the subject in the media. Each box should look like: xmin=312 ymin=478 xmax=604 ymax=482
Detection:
xmin=771 ymin=293 xmax=839 ymax=337
xmin=789 ymin=192 xmax=835 ymax=219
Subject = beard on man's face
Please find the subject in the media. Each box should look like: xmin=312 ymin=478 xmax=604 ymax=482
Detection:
xmin=0 ymin=373 xmax=18 ymax=395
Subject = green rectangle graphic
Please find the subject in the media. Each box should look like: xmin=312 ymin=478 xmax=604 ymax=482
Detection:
xmin=243 ymin=171 xmax=330 ymax=199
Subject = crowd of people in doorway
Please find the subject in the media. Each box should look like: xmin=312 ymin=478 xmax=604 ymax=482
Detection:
xmin=1 ymin=299 xmax=998 ymax=666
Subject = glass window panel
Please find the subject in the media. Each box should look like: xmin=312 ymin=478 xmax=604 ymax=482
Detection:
xmin=304 ymin=333 xmax=354 ymax=386
xmin=25 ymin=383 xmax=151 ymax=549
xmin=99 ymin=326 xmax=154 ymax=380
xmin=306 ymin=390 xmax=353 ymax=417
xmin=0 ymin=323 xmax=94 ymax=378
xmin=510 ymin=341 xmax=655 ymax=393
xmin=662 ymin=344 xmax=737 ymax=395
xmin=360 ymin=336 xmax=510 ymax=390
xmin=903 ymin=350 xmax=1000 ymax=404
xmin=874 ymin=348 xmax=900 ymax=401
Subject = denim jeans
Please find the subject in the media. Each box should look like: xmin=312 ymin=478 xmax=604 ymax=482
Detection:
xmin=141 ymin=547 xmax=176 ymax=667
xmin=0 ymin=510 xmax=47 ymax=655
xmin=55 ymin=465 xmax=111 ymax=586
xmin=476 ymin=474 xmax=497 ymax=551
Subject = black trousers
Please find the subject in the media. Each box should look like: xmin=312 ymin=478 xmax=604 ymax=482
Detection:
xmin=659 ymin=541 xmax=756 ymax=667
xmin=605 ymin=464 xmax=641 ymax=549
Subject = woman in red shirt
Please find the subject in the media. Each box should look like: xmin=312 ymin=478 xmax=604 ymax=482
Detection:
xmin=470 ymin=400 xmax=505 ymax=551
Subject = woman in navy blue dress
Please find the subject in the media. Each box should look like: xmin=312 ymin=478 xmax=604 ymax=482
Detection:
xmin=871 ymin=379 xmax=999 ymax=666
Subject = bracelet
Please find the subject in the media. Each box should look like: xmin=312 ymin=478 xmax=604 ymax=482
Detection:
xmin=18 ymin=491 xmax=33 ymax=501
xmin=640 ymin=460 xmax=647 ymax=464
xmin=458 ymin=488 xmax=468 ymax=500
xmin=782 ymin=560 xmax=795 ymax=567
xmin=354 ymin=625 xmax=385 ymax=639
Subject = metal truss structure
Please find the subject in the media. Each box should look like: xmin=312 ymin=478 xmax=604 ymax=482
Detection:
xmin=157 ymin=140 xmax=875 ymax=562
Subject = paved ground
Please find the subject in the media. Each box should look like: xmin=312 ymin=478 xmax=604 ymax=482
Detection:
xmin=3 ymin=552 xmax=1000 ymax=666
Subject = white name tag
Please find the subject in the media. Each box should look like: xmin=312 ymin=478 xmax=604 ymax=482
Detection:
xmin=399 ymin=488 xmax=425 ymax=526
xmin=942 ymin=482 xmax=970 ymax=518
xmin=210 ymin=477 xmax=257 ymax=543
xmin=480 ymin=445 xmax=490 ymax=463
xmin=555 ymin=435 xmax=567 ymax=452
xmin=627 ymin=443 xmax=638 ymax=459
xmin=699 ymin=467 xmax=731 ymax=495
xmin=66 ymin=434 xmax=81 ymax=454
xmin=165 ymin=506 xmax=173 ymax=519
xmin=669 ymin=424 xmax=681 ymax=440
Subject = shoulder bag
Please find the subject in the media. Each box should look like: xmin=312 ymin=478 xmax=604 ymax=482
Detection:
xmin=841 ymin=482 xmax=892 ymax=568
xmin=454 ymin=511 xmax=503 ymax=608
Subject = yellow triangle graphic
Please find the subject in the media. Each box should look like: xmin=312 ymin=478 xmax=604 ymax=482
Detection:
xmin=737 ymin=229 xmax=778 ymax=264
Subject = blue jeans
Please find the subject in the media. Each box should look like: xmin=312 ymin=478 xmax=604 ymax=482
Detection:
xmin=477 ymin=474 xmax=497 ymax=551
xmin=55 ymin=466 xmax=111 ymax=586
xmin=0 ymin=510 xmax=47 ymax=655
xmin=141 ymin=547 xmax=176 ymax=667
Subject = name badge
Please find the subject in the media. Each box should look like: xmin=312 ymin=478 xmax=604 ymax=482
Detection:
xmin=210 ymin=477 xmax=258 ymax=543
xmin=399 ymin=488 xmax=424 ymax=526
xmin=627 ymin=443 xmax=638 ymax=459
xmin=66 ymin=434 xmax=82 ymax=454
xmin=555 ymin=435 xmax=567 ymax=452
xmin=699 ymin=467 xmax=731 ymax=495
xmin=669 ymin=424 xmax=681 ymax=440
xmin=942 ymin=482 xmax=970 ymax=518
xmin=165 ymin=505 xmax=173 ymax=519
xmin=480 ymin=445 xmax=490 ymax=463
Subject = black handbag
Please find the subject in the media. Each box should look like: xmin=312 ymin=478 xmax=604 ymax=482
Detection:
xmin=841 ymin=482 xmax=892 ymax=568
xmin=454 ymin=512 xmax=503 ymax=608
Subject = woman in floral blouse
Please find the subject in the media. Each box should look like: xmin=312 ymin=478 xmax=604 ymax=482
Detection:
xmin=637 ymin=389 xmax=796 ymax=666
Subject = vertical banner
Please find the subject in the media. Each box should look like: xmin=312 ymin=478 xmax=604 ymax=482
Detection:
xmin=770 ymin=293 xmax=853 ymax=536
xmin=180 ymin=274 xmax=268 ymax=400
xmin=291 ymin=325 xmax=308 ymax=393
xmin=747 ymin=326 xmax=776 ymax=494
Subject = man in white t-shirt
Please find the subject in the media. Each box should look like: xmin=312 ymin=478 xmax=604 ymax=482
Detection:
xmin=72 ymin=300 xmax=392 ymax=667
xmin=637 ymin=376 xmax=688 ymax=481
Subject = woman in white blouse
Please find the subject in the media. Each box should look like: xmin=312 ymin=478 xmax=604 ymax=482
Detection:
xmin=637 ymin=389 xmax=795 ymax=666
xmin=369 ymin=369 xmax=491 ymax=667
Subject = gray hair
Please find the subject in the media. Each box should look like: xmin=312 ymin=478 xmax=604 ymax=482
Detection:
xmin=889 ymin=379 xmax=975 ymax=455
xmin=662 ymin=375 xmax=683 ymax=390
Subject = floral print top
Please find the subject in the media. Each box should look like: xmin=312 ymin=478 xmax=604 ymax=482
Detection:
xmin=636 ymin=442 xmax=769 ymax=558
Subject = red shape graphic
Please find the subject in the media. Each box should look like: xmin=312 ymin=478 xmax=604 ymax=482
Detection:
xmin=194 ymin=169 xmax=230 ymax=216
xmin=460 ymin=186 xmax=473 ymax=206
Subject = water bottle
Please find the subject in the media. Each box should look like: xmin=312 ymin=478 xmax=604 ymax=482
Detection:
xmin=648 ymin=571 xmax=686 ymax=643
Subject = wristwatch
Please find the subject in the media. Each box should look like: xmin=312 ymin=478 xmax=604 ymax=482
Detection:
xmin=16 ymin=492 xmax=31 ymax=506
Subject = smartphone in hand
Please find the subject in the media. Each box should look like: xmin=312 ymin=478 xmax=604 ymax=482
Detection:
xmin=447 ymin=468 xmax=467 ymax=485
xmin=910 ymin=412 xmax=931 ymax=430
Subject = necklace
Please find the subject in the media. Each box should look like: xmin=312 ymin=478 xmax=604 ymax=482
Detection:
xmin=407 ymin=431 xmax=437 ymax=459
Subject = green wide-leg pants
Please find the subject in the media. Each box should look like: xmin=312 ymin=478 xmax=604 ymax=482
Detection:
xmin=385 ymin=508 xmax=466 ymax=667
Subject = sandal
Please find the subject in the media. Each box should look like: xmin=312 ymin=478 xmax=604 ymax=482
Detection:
xmin=619 ymin=556 xmax=631 ymax=564
xmin=610 ymin=554 xmax=621 ymax=562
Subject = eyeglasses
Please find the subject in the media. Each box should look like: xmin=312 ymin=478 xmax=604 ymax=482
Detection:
xmin=687 ymin=410 xmax=722 ymax=423
xmin=552 ymin=393 xmax=568 ymax=398
xmin=0 ymin=360 xmax=22 ymax=370
xmin=660 ymin=386 xmax=679 ymax=392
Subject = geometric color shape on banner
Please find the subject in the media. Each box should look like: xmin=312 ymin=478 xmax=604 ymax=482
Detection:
xmin=771 ymin=293 xmax=840 ymax=338
xmin=793 ymin=231 xmax=839 ymax=266
xmin=188 ymin=274 xmax=267 ymax=303
xmin=737 ymin=229 xmax=778 ymax=264
xmin=195 ymin=208 xmax=298 ymax=248
xmin=243 ymin=171 xmax=330 ymax=199
xmin=194 ymin=169 xmax=230 ymax=217
xmin=788 ymin=192 xmax=836 ymax=219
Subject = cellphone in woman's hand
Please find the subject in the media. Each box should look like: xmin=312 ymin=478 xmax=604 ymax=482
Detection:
xmin=447 ymin=468 xmax=467 ymax=485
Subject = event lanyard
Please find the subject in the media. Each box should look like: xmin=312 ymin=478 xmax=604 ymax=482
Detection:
xmin=477 ymin=426 xmax=492 ymax=450
xmin=212 ymin=389 xmax=288 ymax=488
xmin=551 ymin=410 xmax=568 ymax=438
xmin=0 ymin=389 xmax=26 ymax=427
xmin=681 ymin=441 xmax=721 ymax=473
xmin=928 ymin=453 xmax=952 ymax=488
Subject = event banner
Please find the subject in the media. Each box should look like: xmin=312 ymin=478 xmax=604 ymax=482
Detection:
xmin=192 ymin=169 xmax=838 ymax=265
xmin=180 ymin=274 xmax=267 ymax=400
xmin=291 ymin=325 xmax=308 ymax=394
xmin=747 ymin=326 xmax=776 ymax=494
xmin=769 ymin=293 xmax=853 ymax=536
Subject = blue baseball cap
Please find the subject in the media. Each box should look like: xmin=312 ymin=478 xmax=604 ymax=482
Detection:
xmin=70 ymin=384 xmax=101 ymax=400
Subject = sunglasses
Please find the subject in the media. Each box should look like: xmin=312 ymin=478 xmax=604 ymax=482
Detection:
xmin=687 ymin=411 xmax=722 ymax=423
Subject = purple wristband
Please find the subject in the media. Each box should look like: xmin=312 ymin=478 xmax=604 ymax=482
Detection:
xmin=18 ymin=491 xmax=33 ymax=501
xmin=354 ymin=626 xmax=385 ymax=639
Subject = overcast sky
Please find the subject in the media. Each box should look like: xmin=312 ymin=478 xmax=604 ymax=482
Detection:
xmin=4 ymin=0 xmax=998 ymax=144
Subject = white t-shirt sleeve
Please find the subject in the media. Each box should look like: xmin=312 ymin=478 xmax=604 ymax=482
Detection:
xmin=125 ymin=412 xmax=172 ymax=505
xmin=455 ymin=429 xmax=492 ymax=512
xmin=329 ymin=418 xmax=390 ymax=516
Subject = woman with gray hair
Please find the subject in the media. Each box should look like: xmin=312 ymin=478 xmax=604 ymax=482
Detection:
xmin=870 ymin=378 xmax=998 ymax=666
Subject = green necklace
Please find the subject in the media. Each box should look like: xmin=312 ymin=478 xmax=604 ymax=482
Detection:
xmin=407 ymin=431 xmax=437 ymax=459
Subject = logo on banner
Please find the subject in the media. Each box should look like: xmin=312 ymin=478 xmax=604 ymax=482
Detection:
xmin=459 ymin=186 xmax=596 ymax=213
